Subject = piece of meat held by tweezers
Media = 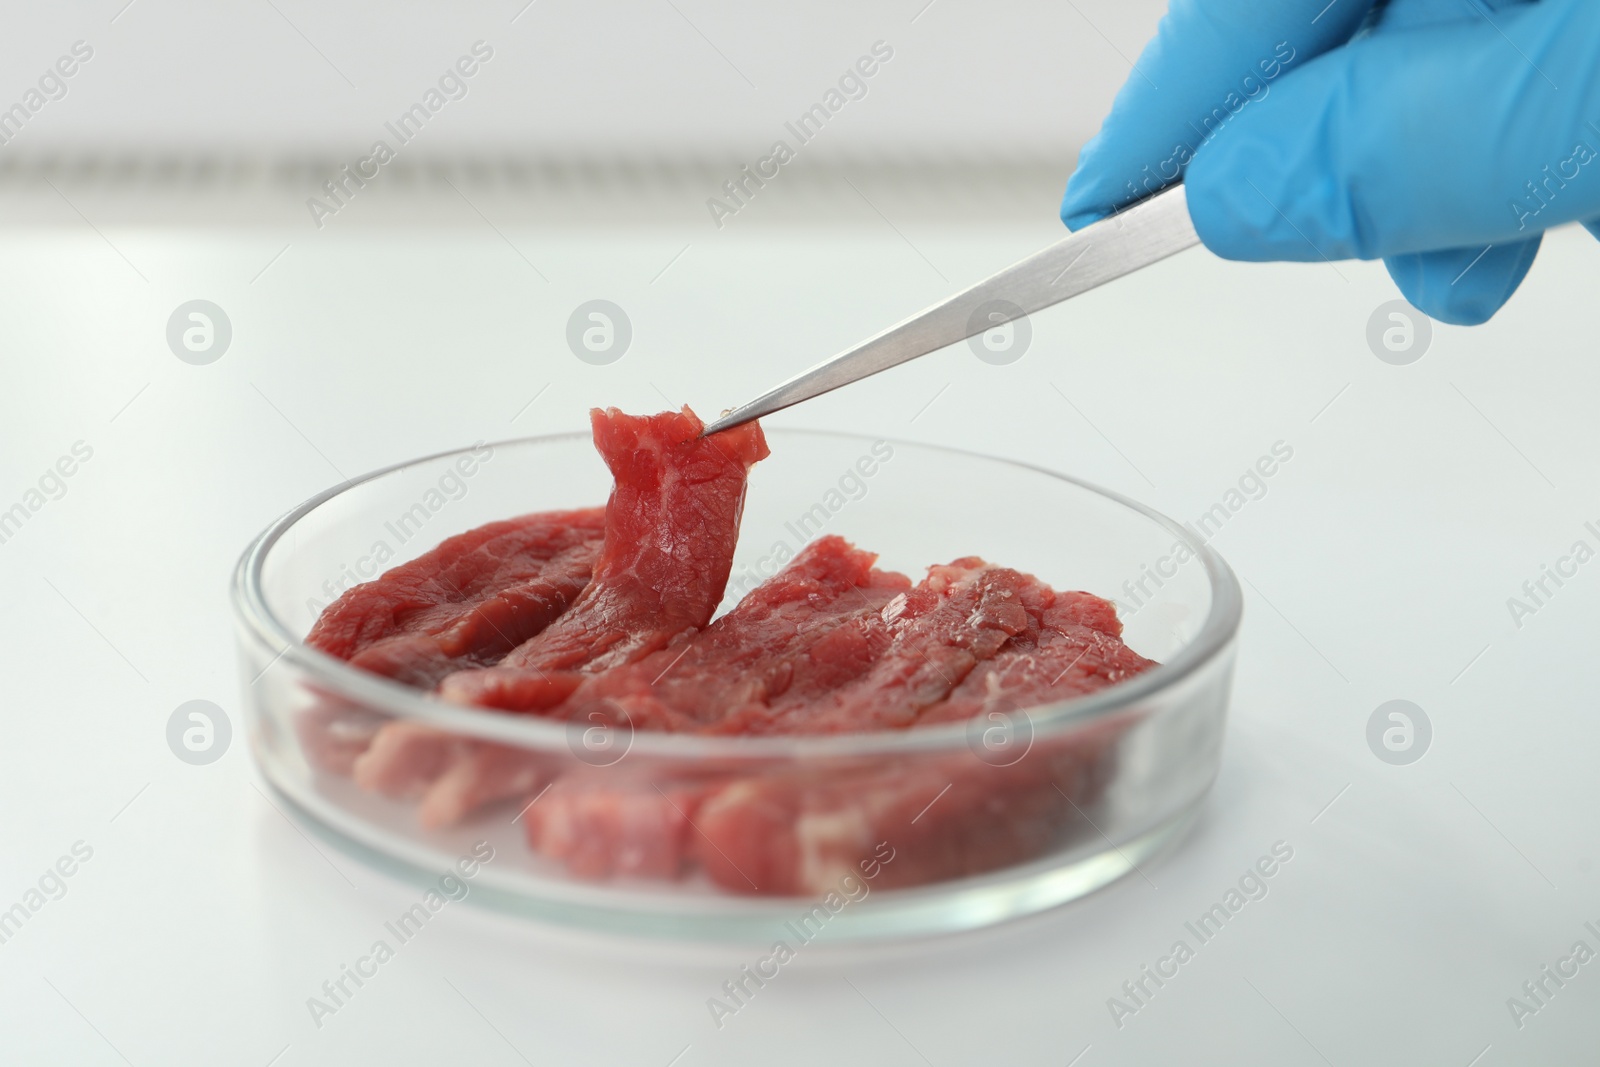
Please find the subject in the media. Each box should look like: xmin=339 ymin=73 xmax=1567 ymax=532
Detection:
xmin=439 ymin=406 xmax=770 ymax=707
xmin=352 ymin=407 xmax=768 ymax=825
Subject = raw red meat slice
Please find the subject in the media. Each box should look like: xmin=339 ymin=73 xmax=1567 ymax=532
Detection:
xmin=511 ymin=538 xmax=908 ymax=873
xmin=417 ymin=741 xmax=557 ymax=830
xmin=691 ymin=722 xmax=1128 ymax=895
xmin=690 ymin=588 xmax=1153 ymax=894
xmin=439 ymin=407 xmax=769 ymax=710
xmin=917 ymin=592 xmax=1158 ymax=725
xmin=347 ymin=407 xmax=768 ymax=822
xmin=724 ymin=559 xmax=1050 ymax=735
xmin=347 ymin=721 xmax=461 ymax=798
xmin=329 ymin=671 xmax=581 ymax=809
xmin=349 ymin=721 xmax=563 ymax=829
xmin=524 ymin=772 xmax=718 ymax=881
xmin=522 ymin=561 xmax=1153 ymax=892
xmin=549 ymin=535 xmax=910 ymax=733
xmin=296 ymin=509 xmax=603 ymax=775
xmin=683 ymin=578 xmax=1145 ymax=891
xmin=307 ymin=508 xmax=606 ymax=687
xmin=692 ymin=698 xmax=1136 ymax=895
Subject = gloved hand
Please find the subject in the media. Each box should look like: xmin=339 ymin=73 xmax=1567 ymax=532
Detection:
xmin=1061 ymin=0 xmax=1600 ymax=325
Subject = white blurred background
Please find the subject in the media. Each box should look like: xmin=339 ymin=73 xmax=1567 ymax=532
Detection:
xmin=0 ymin=0 xmax=1163 ymax=225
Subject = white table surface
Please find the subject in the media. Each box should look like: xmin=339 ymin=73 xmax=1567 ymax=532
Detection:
xmin=1 ymin=215 xmax=1596 ymax=1066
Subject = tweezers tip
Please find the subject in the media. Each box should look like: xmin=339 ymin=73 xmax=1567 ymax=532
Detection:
xmin=697 ymin=408 xmax=738 ymax=438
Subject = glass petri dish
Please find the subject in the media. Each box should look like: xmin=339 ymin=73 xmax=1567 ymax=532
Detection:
xmin=231 ymin=429 xmax=1241 ymax=942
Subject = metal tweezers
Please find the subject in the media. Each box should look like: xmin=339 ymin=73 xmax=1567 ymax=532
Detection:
xmin=701 ymin=184 xmax=1200 ymax=437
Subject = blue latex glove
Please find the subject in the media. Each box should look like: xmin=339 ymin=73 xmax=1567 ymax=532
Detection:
xmin=1061 ymin=0 xmax=1600 ymax=325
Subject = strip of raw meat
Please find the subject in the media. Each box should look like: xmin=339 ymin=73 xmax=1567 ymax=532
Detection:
xmin=296 ymin=509 xmax=603 ymax=775
xmin=527 ymin=702 xmax=1130 ymax=894
xmin=353 ymin=407 xmax=767 ymax=821
xmin=916 ymin=593 xmax=1158 ymax=725
xmin=524 ymin=565 xmax=1152 ymax=891
xmin=691 ymin=591 xmax=1154 ymax=894
xmin=551 ymin=535 xmax=911 ymax=733
xmin=524 ymin=772 xmax=720 ymax=881
xmin=722 ymin=559 xmax=1050 ymax=735
xmin=349 ymin=720 xmax=565 ymax=829
xmin=691 ymin=723 xmax=1129 ymax=895
xmin=513 ymin=538 xmax=908 ymax=872
xmin=306 ymin=508 xmax=605 ymax=687
xmin=335 ymin=673 xmax=582 ymax=808
xmin=440 ymin=407 xmax=769 ymax=709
